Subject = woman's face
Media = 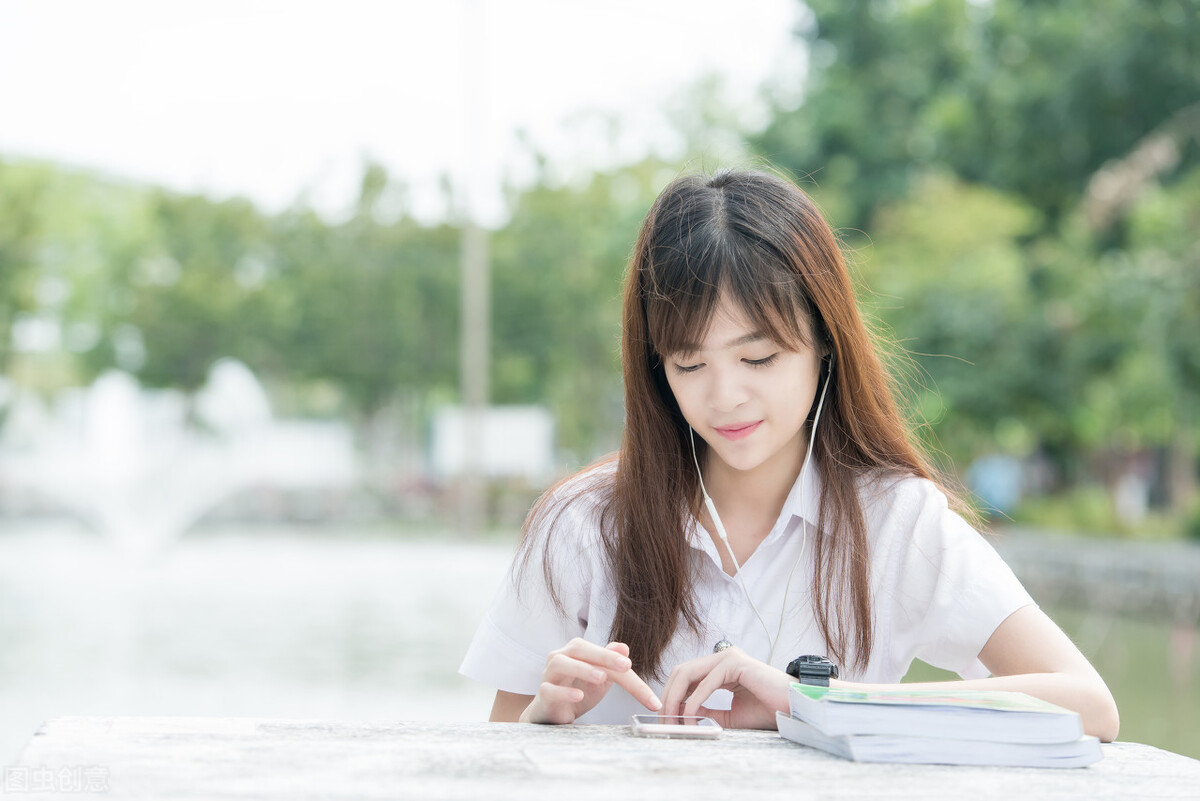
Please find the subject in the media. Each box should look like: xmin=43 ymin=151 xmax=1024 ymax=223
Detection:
xmin=664 ymin=295 xmax=824 ymax=482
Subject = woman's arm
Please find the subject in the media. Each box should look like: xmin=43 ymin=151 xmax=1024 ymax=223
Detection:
xmin=490 ymin=690 xmax=534 ymax=722
xmin=661 ymin=605 xmax=1120 ymax=741
xmin=851 ymin=605 xmax=1120 ymax=742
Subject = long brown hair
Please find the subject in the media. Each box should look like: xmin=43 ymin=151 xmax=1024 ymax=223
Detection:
xmin=522 ymin=168 xmax=953 ymax=680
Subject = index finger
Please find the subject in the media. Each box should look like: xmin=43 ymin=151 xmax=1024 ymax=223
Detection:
xmin=661 ymin=652 xmax=722 ymax=716
xmin=559 ymin=639 xmax=635 ymax=673
xmin=608 ymin=664 xmax=662 ymax=712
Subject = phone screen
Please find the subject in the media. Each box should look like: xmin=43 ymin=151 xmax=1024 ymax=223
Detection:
xmin=630 ymin=715 xmax=722 ymax=738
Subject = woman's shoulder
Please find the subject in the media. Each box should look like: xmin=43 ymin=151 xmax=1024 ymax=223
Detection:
xmin=542 ymin=455 xmax=618 ymax=510
xmin=524 ymin=456 xmax=619 ymax=547
xmin=856 ymin=469 xmax=956 ymax=533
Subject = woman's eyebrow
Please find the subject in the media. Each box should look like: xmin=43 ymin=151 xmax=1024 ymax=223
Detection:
xmin=676 ymin=331 xmax=766 ymax=353
xmin=723 ymin=332 xmax=767 ymax=349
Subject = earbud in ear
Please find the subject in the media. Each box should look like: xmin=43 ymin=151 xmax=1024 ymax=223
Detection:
xmin=820 ymin=331 xmax=835 ymax=363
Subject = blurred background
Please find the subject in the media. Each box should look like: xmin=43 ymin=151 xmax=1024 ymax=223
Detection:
xmin=1 ymin=0 xmax=1197 ymax=762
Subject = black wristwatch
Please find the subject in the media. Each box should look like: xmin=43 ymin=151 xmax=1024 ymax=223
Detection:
xmin=786 ymin=655 xmax=839 ymax=686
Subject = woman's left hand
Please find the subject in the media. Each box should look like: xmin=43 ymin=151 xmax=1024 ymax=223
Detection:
xmin=660 ymin=647 xmax=792 ymax=730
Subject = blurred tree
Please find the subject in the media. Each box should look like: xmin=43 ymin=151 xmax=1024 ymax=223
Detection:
xmin=1072 ymin=164 xmax=1200 ymax=508
xmin=855 ymin=172 xmax=1041 ymax=465
xmin=0 ymin=162 xmax=48 ymax=380
xmin=757 ymin=0 xmax=1200 ymax=230
xmin=84 ymin=191 xmax=271 ymax=396
xmin=270 ymin=163 xmax=459 ymax=425
xmin=753 ymin=0 xmax=1199 ymax=524
xmin=490 ymin=157 xmax=674 ymax=460
xmin=756 ymin=0 xmax=979 ymax=229
xmin=2 ymin=161 xmax=155 ymax=396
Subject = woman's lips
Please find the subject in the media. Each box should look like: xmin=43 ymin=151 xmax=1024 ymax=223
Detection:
xmin=714 ymin=421 xmax=761 ymax=441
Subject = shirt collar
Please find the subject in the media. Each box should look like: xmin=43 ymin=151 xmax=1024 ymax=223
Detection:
xmin=780 ymin=458 xmax=823 ymax=530
xmin=684 ymin=460 xmax=824 ymax=553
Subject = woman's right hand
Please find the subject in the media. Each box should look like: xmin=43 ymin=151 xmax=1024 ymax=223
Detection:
xmin=520 ymin=639 xmax=663 ymax=724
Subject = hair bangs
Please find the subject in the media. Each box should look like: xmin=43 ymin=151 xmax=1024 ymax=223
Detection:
xmin=643 ymin=271 xmax=723 ymax=360
xmin=642 ymin=231 xmax=815 ymax=361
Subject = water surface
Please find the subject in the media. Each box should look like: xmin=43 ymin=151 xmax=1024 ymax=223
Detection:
xmin=0 ymin=524 xmax=514 ymax=764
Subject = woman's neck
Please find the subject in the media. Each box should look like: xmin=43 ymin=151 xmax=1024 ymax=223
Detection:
xmin=703 ymin=431 xmax=807 ymax=519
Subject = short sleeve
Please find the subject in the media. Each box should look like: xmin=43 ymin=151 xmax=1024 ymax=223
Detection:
xmin=871 ymin=478 xmax=1035 ymax=680
xmin=458 ymin=489 xmax=605 ymax=695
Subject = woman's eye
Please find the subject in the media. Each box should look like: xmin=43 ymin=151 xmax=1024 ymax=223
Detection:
xmin=745 ymin=353 xmax=779 ymax=368
xmin=673 ymin=362 xmax=702 ymax=374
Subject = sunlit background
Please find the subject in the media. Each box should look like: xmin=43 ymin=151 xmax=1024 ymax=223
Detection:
xmin=1 ymin=0 xmax=1197 ymax=763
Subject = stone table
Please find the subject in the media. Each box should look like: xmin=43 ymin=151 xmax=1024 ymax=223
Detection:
xmin=8 ymin=717 xmax=1200 ymax=800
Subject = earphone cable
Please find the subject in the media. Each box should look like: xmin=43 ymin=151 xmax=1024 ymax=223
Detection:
xmin=690 ymin=361 xmax=833 ymax=665
xmin=690 ymin=426 xmax=774 ymax=647
xmin=767 ymin=363 xmax=831 ymax=663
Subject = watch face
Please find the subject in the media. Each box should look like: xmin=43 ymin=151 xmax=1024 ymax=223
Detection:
xmin=788 ymin=655 xmax=837 ymax=682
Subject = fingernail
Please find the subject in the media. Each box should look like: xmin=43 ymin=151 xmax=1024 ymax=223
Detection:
xmin=618 ymin=657 xmax=632 ymax=670
xmin=592 ymin=669 xmax=606 ymax=682
xmin=651 ymin=697 xmax=663 ymax=710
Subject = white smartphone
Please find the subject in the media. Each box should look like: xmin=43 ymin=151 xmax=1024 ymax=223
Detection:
xmin=630 ymin=714 xmax=722 ymax=739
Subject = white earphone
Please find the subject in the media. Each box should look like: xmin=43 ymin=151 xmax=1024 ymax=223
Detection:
xmin=689 ymin=356 xmax=833 ymax=664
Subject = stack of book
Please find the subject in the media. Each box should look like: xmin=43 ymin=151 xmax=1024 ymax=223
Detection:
xmin=777 ymin=684 xmax=1103 ymax=768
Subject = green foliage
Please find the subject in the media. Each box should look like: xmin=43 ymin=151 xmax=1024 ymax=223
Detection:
xmin=1 ymin=160 xmax=158 ymax=394
xmin=269 ymin=193 xmax=460 ymax=419
xmin=1 ymin=0 xmax=1197 ymax=528
xmin=121 ymin=193 xmax=270 ymax=392
xmin=756 ymin=0 xmax=978 ymax=228
xmin=755 ymin=0 xmax=1200 ymax=525
xmin=1011 ymin=485 xmax=1126 ymax=537
xmin=758 ymin=0 xmax=1200 ymax=229
xmin=0 ymin=157 xmax=663 ymax=460
xmin=1185 ymin=502 xmax=1200 ymax=541
xmin=854 ymin=172 xmax=1043 ymax=465
xmin=491 ymin=161 xmax=669 ymax=457
xmin=0 ymin=162 xmax=51 ymax=376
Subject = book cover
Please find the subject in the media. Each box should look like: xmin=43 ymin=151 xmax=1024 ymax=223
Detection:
xmin=788 ymin=685 xmax=1084 ymax=744
xmin=777 ymin=712 xmax=1103 ymax=768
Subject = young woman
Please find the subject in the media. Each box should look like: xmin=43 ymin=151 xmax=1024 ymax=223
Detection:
xmin=459 ymin=169 xmax=1119 ymax=740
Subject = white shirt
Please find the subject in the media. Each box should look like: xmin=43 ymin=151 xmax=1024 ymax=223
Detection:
xmin=459 ymin=460 xmax=1034 ymax=723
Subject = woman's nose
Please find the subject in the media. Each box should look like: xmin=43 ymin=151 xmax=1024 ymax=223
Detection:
xmin=706 ymin=367 xmax=750 ymax=412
